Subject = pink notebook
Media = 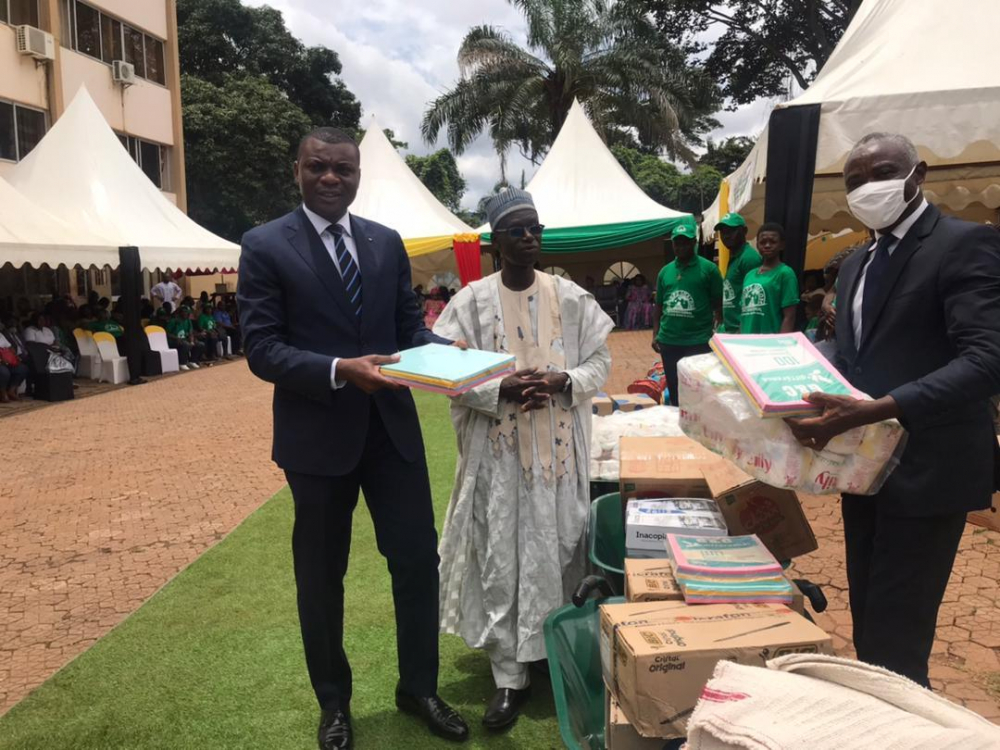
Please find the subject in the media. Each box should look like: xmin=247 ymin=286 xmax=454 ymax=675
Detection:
xmin=667 ymin=534 xmax=783 ymax=577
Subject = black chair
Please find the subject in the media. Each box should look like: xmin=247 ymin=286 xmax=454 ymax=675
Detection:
xmin=25 ymin=342 xmax=74 ymax=402
xmin=593 ymin=284 xmax=620 ymax=326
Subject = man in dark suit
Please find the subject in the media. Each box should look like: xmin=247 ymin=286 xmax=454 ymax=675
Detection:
xmin=788 ymin=132 xmax=1000 ymax=689
xmin=237 ymin=128 xmax=469 ymax=749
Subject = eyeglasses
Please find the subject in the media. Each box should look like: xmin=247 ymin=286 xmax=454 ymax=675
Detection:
xmin=494 ymin=224 xmax=545 ymax=238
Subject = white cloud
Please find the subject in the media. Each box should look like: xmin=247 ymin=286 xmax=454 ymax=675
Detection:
xmin=243 ymin=0 xmax=769 ymax=205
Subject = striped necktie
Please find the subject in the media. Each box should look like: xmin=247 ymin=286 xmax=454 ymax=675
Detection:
xmin=329 ymin=224 xmax=362 ymax=318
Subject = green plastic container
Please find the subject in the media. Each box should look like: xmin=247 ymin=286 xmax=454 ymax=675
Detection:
xmin=588 ymin=492 xmax=625 ymax=593
xmin=544 ymin=593 xmax=625 ymax=750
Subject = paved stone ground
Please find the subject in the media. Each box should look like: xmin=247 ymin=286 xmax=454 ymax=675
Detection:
xmin=1 ymin=330 xmax=997 ymax=720
xmin=0 ymin=361 xmax=285 ymax=716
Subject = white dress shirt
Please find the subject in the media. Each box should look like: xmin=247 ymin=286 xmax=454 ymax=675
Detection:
xmin=851 ymin=199 xmax=929 ymax=345
xmin=24 ymin=326 xmax=55 ymax=346
xmin=301 ymin=204 xmax=360 ymax=389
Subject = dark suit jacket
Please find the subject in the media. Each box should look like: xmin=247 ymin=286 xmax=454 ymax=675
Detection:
xmin=237 ymin=207 xmax=449 ymax=476
xmin=835 ymin=204 xmax=1000 ymax=516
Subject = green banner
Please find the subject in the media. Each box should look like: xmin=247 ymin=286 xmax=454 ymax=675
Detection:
xmin=481 ymin=217 xmax=692 ymax=253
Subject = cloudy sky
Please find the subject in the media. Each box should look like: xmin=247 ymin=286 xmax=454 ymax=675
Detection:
xmin=243 ymin=0 xmax=774 ymax=209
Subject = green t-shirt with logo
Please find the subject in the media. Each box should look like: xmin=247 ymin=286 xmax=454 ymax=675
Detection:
xmin=655 ymin=255 xmax=723 ymax=346
xmin=738 ymin=263 xmax=800 ymax=334
xmin=722 ymin=243 xmax=763 ymax=332
xmin=89 ymin=320 xmax=124 ymax=338
xmin=167 ymin=318 xmax=192 ymax=338
xmin=197 ymin=313 xmax=217 ymax=333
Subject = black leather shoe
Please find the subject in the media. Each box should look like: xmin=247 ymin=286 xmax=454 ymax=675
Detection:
xmin=482 ymin=687 xmax=530 ymax=731
xmin=395 ymin=687 xmax=470 ymax=742
xmin=317 ymin=709 xmax=353 ymax=750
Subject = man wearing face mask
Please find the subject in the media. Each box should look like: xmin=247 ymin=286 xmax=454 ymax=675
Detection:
xmin=786 ymin=132 xmax=1000 ymax=688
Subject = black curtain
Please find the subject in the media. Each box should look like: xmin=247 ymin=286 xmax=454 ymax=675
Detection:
xmin=118 ymin=246 xmax=144 ymax=384
xmin=763 ymin=104 xmax=822 ymax=277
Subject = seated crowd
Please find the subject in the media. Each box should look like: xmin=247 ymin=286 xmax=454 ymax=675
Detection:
xmin=0 ymin=289 xmax=242 ymax=402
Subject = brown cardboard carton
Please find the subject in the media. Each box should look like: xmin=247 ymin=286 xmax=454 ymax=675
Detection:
xmin=606 ymin=690 xmax=671 ymax=750
xmin=624 ymin=558 xmax=804 ymax=615
xmin=968 ymin=492 xmax=1000 ymax=533
xmin=618 ymin=436 xmax=818 ymax=561
xmin=611 ymin=605 xmax=833 ymax=738
xmin=624 ymin=558 xmax=684 ymax=603
xmin=619 ymin=437 xmax=719 ymax=501
xmin=613 ymin=394 xmax=658 ymax=412
xmin=704 ymin=462 xmax=818 ymax=561
xmin=600 ymin=601 xmax=695 ymax=686
xmin=593 ymin=395 xmax=615 ymax=416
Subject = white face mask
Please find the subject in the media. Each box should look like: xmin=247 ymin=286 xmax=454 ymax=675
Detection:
xmin=846 ymin=165 xmax=918 ymax=230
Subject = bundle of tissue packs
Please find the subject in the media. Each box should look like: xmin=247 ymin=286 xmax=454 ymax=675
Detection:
xmin=678 ymin=353 xmax=905 ymax=495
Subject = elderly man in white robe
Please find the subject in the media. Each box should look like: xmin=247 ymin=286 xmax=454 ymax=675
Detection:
xmin=434 ymin=188 xmax=614 ymax=731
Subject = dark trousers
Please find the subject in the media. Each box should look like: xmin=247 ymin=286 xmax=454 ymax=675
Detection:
xmin=0 ymin=362 xmax=29 ymax=391
xmin=285 ymin=404 xmax=440 ymax=711
xmin=222 ymin=326 xmax=242 ymax=353
xmin=660 ymin=342 xmax=713 ymax=407
xmin=841 ymin=494 xmax=967 ymax=687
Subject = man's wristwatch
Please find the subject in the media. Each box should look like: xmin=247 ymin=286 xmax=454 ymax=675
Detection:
xmin=560 ymin=373 xmax=572 ymax=393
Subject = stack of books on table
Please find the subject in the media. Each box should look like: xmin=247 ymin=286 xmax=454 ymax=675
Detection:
xmin=709 ymin=332 xmax=862 ymax=417
xmin=379 ymin=343 xmax=516 ymax=396
xmin=667 ymin=533 xmax=795 ymax=605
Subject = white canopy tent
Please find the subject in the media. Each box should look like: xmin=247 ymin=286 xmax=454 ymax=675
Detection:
xmin=480 ymin=100 xmax=692 ymax=283
xmin=353 ymin=120 xmax=476 ymax=288
xmin=703 ymin=0 xmax=1000 ymax=237
xmin=0 ymin=174 xmax=118 ymax=268
xmin=8 ymin=88 xmax=240 ymax=272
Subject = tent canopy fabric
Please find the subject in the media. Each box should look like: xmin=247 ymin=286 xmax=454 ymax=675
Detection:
xmin=8 ymin=88 xmax=239 ymax=272
xmin=352 ymin=119 xmax=474 ymax=259
xmin=480 ymin=100 xmax=691 ymax=251
xmin=0 ymin=174 xmax=119 ymax=269
xmin=703 ymin=0 xmax=1000 ymax=237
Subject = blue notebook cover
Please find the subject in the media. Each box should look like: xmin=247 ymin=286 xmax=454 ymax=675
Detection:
xmin=382 ymin=343 xmax=515 ymax=386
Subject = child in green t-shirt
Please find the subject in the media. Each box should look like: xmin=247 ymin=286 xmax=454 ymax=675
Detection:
xmin=739 ymin=222 xmax=800 ymax=334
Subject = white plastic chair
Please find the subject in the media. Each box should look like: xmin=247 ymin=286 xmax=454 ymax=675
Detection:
xmin=144 ymin=325 xmax=179 ymax=374
xmin=73 ymin=328 xmax=101 ymax=380
xmin=93 ymin=332 xmax=129 ymax=384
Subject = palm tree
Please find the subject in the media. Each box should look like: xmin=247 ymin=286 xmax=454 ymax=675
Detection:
xmin=422 ymin=0 xmax=718 ymax=178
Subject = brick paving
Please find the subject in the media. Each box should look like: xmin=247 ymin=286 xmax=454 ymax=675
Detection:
xmin=0 ymin=361 xmax=285 ymax=716
xmin=1 ymin=329 xmax=997 ymax=721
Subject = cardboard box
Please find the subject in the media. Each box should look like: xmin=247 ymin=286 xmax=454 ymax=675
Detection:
xmin=614 ymin=394 xmax=658 ymax=412
xmin=600 ymin=600 xmax=696 ymax=686
xmin=610 ymin=605 xmax=833 ymax=738
xmin=625 ymin=558 xmax=805 ymax=615
xmin=606 ymin=691 xmax=671 ymax=750
xmin=619 ymin=436 xmax=818 ymax=561
xmin=968 ymin=492 xmax=1000 ymax=533
xmin=625 ymin=558 xmax=684 ymax=603
xmin=625 ymin=498 xmax=728 ymax=553
xmin=593 ymin=394 xmax=615 ymax=416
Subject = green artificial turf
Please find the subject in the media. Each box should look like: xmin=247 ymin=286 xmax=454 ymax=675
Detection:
xmin=0 ymin=392 xmax=563 ymax=749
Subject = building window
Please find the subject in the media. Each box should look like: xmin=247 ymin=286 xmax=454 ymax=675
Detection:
xmin=117 ymin=133 xmax=168 ymax=190
xmin=0 ymin=100 xmax=47 ymax=162
xmin=61 ymin=1 xmax=167 ymax=86
xmin=1 ymin=0 xmax=40 ymax=27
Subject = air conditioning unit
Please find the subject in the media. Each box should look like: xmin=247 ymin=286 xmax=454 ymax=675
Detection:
xmin=15 ymin=25 xmax=55 ymax=62
xmin=112 ymin=60 xmax=136 ymax=86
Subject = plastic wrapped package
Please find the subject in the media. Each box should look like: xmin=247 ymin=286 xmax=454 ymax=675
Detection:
xmin=677 ymin=352 xmax=907 ymax=495
xmin=589 ymin=405 xmax=685 ymax=480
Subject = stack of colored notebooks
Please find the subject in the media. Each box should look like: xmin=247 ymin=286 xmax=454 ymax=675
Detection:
xmin=666 ymin=533 xmax=794 ymax=605
xmin=710 ymin=333 xmax=862 ymax=417
xmin=380 ymin=343 xmax=516 ymax=396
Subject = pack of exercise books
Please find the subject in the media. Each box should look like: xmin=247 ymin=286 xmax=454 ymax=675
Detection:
xmin=380 ymin=343 xmax=516 ymax=395
xmin=667 ymin=533 xmax=794 ymax=605
xmin=710 ymin=333 xmax=863 ymax=417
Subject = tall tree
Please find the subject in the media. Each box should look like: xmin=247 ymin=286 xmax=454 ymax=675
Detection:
xmin=176 ymin=0 xmax=362 ymax=240
xmin=176 ymin=0 xmax=361 ymax=127
xmin=405 ymin=150 xmax=467 ymax=213
xmin=700 ymin=136 xmax=756 ymax=175
xmin=422 ymin=0 xmax=719 ymax=176
xmin=638 ymin=0 xmax=860 ymax=106
xmin=612 ymin=145 xmax=723 ymax=215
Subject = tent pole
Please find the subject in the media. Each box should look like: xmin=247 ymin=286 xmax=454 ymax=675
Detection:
xmin=118 ymin=246 xmax=147 ymax=386
xmin=763 ymin=104 xmax=822 ymax=278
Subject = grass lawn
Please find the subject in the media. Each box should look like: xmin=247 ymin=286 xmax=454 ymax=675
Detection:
xmin=0 ymin=392 xmax=563 ymax=749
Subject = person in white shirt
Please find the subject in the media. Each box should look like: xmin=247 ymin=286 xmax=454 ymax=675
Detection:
xmin=151 ymin=278 xmax=183 ymax=310
xmin=23 ymin=313 xmax=56 ymax=347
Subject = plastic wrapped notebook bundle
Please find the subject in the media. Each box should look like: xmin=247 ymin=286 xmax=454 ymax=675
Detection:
xmin=678 ymin=352 xmax=906 ymax=495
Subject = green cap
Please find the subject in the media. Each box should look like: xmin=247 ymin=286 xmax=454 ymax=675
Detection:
xmin=714 ymin=212 xmax=747 ymax=230
xmin=672 ymin=223 xmax=697 ymax=240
